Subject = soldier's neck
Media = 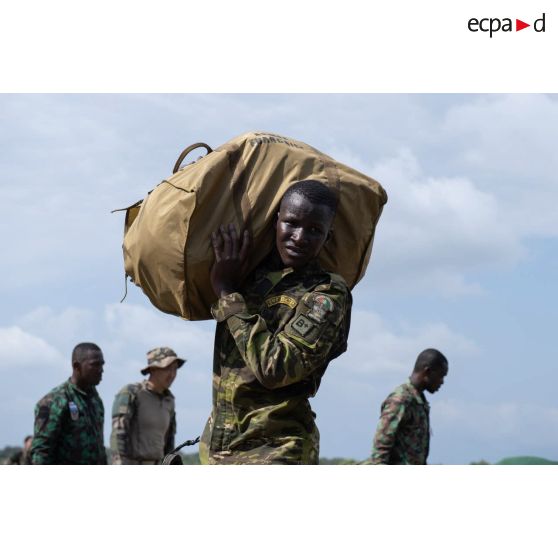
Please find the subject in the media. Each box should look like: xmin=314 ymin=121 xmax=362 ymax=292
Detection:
xmin=409 ymin=374 xmax=425 ymax=392
xmin=70 ymin=376 xmax=94 ymax=393
xmin=146 ymin=379 xmax=166 ymax=394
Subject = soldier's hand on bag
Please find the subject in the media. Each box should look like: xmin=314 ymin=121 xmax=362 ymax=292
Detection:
xmin=210 ymin=224 xmax=250 ymax=298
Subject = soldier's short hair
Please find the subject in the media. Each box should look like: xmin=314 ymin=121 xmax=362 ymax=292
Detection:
xmin=413 ymin=348 xmax=448 ymax=372
xmin=282 ymin=180 xmax=338 ymax=216
xmin=72 ymin=342 xmax=102 ymax=364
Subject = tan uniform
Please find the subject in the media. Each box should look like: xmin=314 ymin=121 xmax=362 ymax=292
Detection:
xmin=110 ymin=381 xmax=176 ymax=464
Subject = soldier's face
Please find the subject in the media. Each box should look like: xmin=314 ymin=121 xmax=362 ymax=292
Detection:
xmin=149 ymin=361 xmax=178 ymax=391
xmin=425 ymin=363 xmax=448 ymax=394
xmin=275 ymin=194 xmax=334 ymax=269
xmin=77 ymin=350 xmax=105 ymax=387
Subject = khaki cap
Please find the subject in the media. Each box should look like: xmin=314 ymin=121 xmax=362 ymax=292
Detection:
xmin=141 ymin=347 xmax=186 ymax=375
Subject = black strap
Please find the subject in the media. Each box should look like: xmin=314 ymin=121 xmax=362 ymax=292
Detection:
xmin=171 ymin=436 xmax=200 ymax=454
xmin=161 ymin=436 xmax=200 ymax=465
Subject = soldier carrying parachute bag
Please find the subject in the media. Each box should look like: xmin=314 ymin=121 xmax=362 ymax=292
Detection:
xmin=116 ymin=131 xmax=387 ymax=464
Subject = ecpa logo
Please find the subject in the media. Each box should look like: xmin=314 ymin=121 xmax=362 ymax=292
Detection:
xmin=468 ymin=12 xmax=546 ymax=37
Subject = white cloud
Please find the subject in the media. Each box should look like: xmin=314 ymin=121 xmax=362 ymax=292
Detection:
xmin=357 ymin=149 xmax=524 ymax=295
xmin=16 ymin=306 xmax=97 ymax=350
xmin=442 ymin=94 xmax=558 ymax=237
xmin=103 ymin=303 xmax=214 ymax=362
xmin=443 ymin=95 xmax=558 ymax=182
xmin=0 ymin=326 xmax=65 ymax=369
xmin=434 ymin=398 xmax=558 ymax=448
xmin=342 ymin=309 xmax=477 ymax=377
xmin=0 ymin=327 xmax=67 ymax=424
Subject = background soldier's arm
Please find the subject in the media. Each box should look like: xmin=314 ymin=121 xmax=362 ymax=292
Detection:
xmin=370 ymin=396 xmax=407 ymax=464
xmin=31 ymin=396 xmax=64 ymax=465
xmin=212 ymin=283 xmax=351 ymax=390
xmin=110 ymin=388 xmax=134 ymax=464
xmin=164 ymin=409 xmax=176 ymax=455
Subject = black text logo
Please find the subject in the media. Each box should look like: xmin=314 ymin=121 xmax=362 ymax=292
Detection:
xmin=468 ymin=13 xmax=546 ymax=37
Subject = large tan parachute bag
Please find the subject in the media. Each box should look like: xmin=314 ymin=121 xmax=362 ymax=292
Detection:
xmin=118 ymin=131 xmax=388 ymax=320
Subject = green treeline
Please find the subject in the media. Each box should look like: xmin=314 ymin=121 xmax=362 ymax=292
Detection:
xmin=2 ymin=445 xmax=557 ymax=465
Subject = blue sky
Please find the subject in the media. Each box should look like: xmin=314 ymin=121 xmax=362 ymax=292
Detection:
xmin=1 ymin=94 xmax=557 ymax=463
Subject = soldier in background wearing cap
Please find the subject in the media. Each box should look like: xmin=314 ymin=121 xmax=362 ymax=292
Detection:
xmin=110 ymin=347 xmax=185 ymax=464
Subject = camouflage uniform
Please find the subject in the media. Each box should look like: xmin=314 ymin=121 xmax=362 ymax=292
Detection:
xmin=200 ymin=255 xmax=352 ymax=465
xmin=31 ymin=380 xmax=106 ymax=465
xmin=370 ymin=380 xmax=430 ymax=464
xmin=110 ymin=380 xmax=176 ymax=464
xmin=6 ymin=449 xmax=32 ymax=465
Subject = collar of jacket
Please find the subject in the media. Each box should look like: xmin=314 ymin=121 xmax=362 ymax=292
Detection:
xmin=259 ymin=251 xmax=323 ymax=283
xmin=142 ymin=379 xmax=173 ymax=398
xmin=405 ymin=379 xmax=430 ymax=408
xmin=66 ymin=378 xmax=98 ymax=397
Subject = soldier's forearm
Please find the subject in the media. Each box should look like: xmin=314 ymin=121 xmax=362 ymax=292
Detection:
xmin=215 ymin=290 xmax=347 ymax=390
xmin=229 ymin=317 xmax=330 ymax=390
xmin=111 ymin=416 xmax=131 ymax=457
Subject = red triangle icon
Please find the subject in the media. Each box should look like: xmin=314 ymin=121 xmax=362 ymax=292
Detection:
xmin=516 ymin=19 xmax=530 ymax=31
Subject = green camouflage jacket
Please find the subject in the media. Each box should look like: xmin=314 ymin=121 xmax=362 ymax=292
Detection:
xmin=110 ymin=381 xmax=176 ymax=464
xmin=370 ymin=380 xmax=430 ymax=465
xmin=200 ymin=256 xmax=352 ymax=465
xmin=31 ymin=380 xmax=106 ymax=465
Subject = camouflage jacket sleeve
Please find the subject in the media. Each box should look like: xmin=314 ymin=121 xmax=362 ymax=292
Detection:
xmin=212 ymin=281 xmax=351 ymax=390
xmin=370 ymin=394 xmax=407 ymax=464
xmin=164 ymin=409 xmax=176 ymax=455
xmin=31 ymin=393 xmax=66 ymax=465
xmin=110 ymin=385 xmax=137 ymax=465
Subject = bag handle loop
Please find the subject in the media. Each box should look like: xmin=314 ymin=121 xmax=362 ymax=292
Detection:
xmin=172 ymin=143 xmax=213 ymax=174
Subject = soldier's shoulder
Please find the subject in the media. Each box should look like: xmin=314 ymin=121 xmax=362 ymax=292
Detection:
xmin=116 ymin=382 xmax=143 ymax=396
xmin=315 ymin=270 xmax=348 ymax=292
xmin=112 ymin=382 xmax=142 ymax=410
xmin=313 ymin=272 xmax=351 ymax=303
xmin=113 ymin=382 xmax=144 ymax=412
xmin=37 ymin=381 xmax=70 ymax=408
xmin=327 ymin=271 xmax=349 ymax=289
xmin=386 ymin=383 xmax=415 ymax=404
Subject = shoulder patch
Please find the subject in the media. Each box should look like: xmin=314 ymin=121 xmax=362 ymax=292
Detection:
xmin=68 ymin=401 xmax=79 ymax=421
xmin=291 ymin=314 xmax=315 ymax=337
xmin=265 ymin=294 xmax=297 ymax=309
xmin=307 ymin=294 xmax=334 ymax=323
